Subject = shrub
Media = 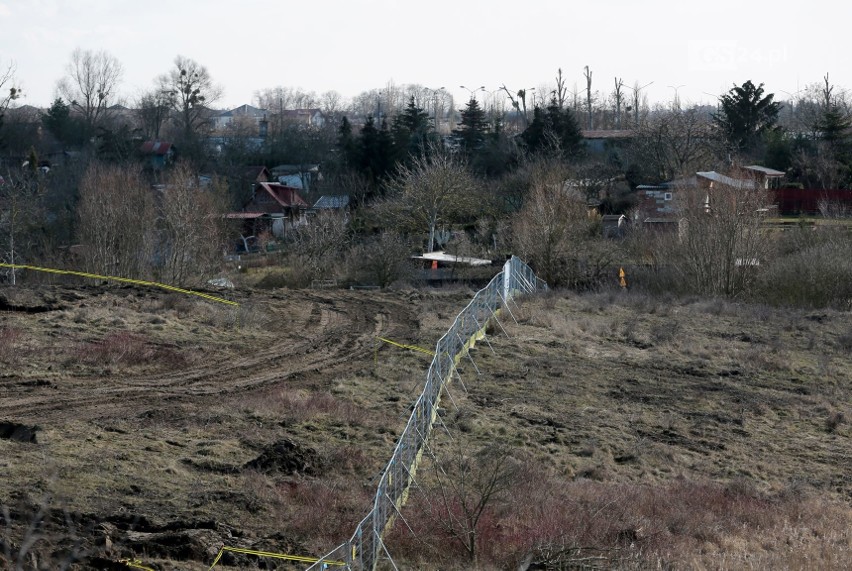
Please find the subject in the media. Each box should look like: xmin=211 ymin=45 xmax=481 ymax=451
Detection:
xmin=0 ymin=327 xmax=21 ymax=362
xmin=754 ymin=226 xmax=852 ymax=308
xmin=71 ymin=332 xmax=185 ymax=368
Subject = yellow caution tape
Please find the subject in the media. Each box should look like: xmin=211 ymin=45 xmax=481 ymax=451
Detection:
xmin=208 ymin=546 xmax=346 ymax=568
xmin=118 ymin=559 xmax=156 ymax=571
xmin=377 ymin=337 xmax=435 ymax=356
xmin=0 ymin=263 xmax=238 ymax=307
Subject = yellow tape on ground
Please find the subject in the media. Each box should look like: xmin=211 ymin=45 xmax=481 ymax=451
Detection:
xmin=118 ymin=559 xmax=156 ymax=571
xmin=377 ymin=336 xmax=435 ymax=356
xmin=0 ymin=263 xmax=238 ymax=307
xmin=208 ymin=546 xmax=345 ymax=569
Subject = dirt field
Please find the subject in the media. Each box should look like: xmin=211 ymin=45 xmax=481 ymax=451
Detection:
xmin=0 ymin=283 xmax=473 ymax=570
xmin=1 ymin=284 xmax=851 ymax=570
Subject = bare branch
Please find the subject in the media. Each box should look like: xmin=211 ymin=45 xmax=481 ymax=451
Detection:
xmin=57 ymin=48 xmax=123 ymax=132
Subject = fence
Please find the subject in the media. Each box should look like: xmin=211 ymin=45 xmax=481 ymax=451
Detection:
xmin=306 ymin=256 xmax=547 ymax=571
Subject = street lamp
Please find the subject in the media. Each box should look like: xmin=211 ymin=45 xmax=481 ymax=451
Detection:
xmin=460 ymin=85 xmax=485 ymax=101
xmin=667 ymin=84 xmax=686 ymax=110
xmin=701 ymin=91 xmax=722 ymax=113
xmin=480 ymin=87 xmax=506 ymax=128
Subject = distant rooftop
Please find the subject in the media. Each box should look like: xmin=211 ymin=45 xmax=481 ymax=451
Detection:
xmin=744 ymin=165 xmax=785 ymax=177
xmin=581 ymin=129 xmax=634 ymax=139
xmin=313 ymin=195 xmax=350 ymax=209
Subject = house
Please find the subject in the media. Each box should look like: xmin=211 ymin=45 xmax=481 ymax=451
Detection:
xmin=270 ymin=164 xmax=321 ymax=192
xmin=581 ymin=129 xmax=633 ymax=154
xmin=738 ymin=165 xmax=785 ymax=189
xmin=139 ymin=141 xmax=176 ymax=170
xmin=636 ymin=184 xmax=676 ymax=219
xmin=244 ymin=165 xmax=270 ymax=185
xmin=276 ymin=108 xmax=325 ymax=128
xmin=229 ymin=182 xmax=309 ymax=240
xmin=695 ymin=171 xmax=756 ymax=191
xmin=213 ymin=104 xmax=269 ymax=134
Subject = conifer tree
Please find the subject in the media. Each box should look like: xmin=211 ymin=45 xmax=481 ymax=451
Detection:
xmin=521 ymin=98 xmax=583 ymax=157
xmin=452 ymin=98 xmax=489 ymax=155
xmin=392 ymin=96 xmax=434 ymax=159
xmin=713 ymin=80 xmax=781 ymax=154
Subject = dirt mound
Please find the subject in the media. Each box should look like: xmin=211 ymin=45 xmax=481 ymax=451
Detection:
xmin=0 ymin=421 xmax=38 ymax=443
xmin=244 ymin=438 xmax=323 ymax=476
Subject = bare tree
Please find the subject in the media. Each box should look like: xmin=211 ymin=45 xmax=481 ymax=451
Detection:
xmin=319 ymin=90 xmax=344 ymax=117
xmin=0 ymin=61 xmax=20 ymax=125
xmin=629 ymin=106 xmax=718 ymax=182
xmin=378 ymin=144 xmax=483 ymax=252
xmin=254 ymin=86 xmax=319 ymax=113
xmin=583 ymin=65 xmax=594 ymax=130
xmin=513 ymin=158 xmax=617 ymax=288
xmin=57 ymin=48 xmax=123 ymax=134
xmin=499 ymin=84 xmax=534 ymax=130
xmin=158 ymin=164 xmax=230 ymax=286
xmin=0 ymin=61 xmax=21 ymax=151
xmin=136 ymin=89 xmax=171 ymax=140
xmin=0 ymin=169 xmax=44 ymax=285
xmin=612 ymin=77 xmax=626 ymax=129
xmin=626 ymin=80 xmax=653 ymax=126
xmin=426 ymin=440 xmax=520 ymax=565
xmin=76 ymin=163 xmax=157 ymax=279
xmin=288 ymin=210 xmax=351 ymax=283
xmin=667 ymin=179 xmax=773 ymax=297
xmin=158 ymin=56 xmax=222 ymax=147
xmin=345 ymin=231 xmax=414 ymax=287
xmin=554 ymin=68 xmax=568 ymax=109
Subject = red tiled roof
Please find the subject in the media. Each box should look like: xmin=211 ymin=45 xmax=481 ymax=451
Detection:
xmin=258 ymin=182 xmax=309 ymax=208
xmin=140 ymin=141 xmax=173 ymax=155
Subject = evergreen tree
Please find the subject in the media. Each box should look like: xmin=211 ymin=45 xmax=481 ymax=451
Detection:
xmin=814 ymin=105 xmax=852 ymax=187
xmin=471 ymin=116 xmax=519 ymax=178
xmin=713 ymin=80 xmax=782 ymax=154
xmin=336 ymin=116 xmax=357 ymax=168
xmin=42 ymin=98 xmax=84 ymax=146
xmin=391 ymin=96 xmax=434 ymax=160
xmin=452 ymin=98 xmax=489 ymax=155
xmin=97 ymin=124 xmax=141 ymax=162
xmin=354 ymin=116 xmax=396 ymax=201
xmin=815 ymin=105 xmax=852 ymax=147
xmin=521 ymin=99 xmax=583 ymax=157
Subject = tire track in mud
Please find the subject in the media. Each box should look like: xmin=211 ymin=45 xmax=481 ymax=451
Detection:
xmin=0 ymin=290 xmax=420 ymax=424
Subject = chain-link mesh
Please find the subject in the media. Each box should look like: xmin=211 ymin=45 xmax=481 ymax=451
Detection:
xmin=306 ymin=256 xmax=546 ymax=571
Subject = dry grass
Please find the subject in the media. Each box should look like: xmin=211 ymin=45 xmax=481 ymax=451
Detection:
xmin=387 ymin=290 xmax=852 ymax=569
xmin=1 ymin=284 xmax=850 ymax=569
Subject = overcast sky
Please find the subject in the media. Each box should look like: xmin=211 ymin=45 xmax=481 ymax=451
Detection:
xmin=1 ymin=0 xmax=849 ymax=111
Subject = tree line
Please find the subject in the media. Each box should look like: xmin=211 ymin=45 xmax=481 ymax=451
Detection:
xmin=1 ymin=52 xmax=852 ymax=306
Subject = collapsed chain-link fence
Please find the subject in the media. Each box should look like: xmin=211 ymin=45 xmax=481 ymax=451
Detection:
xmin=306 ymin=256 xmax=547 ymax=571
